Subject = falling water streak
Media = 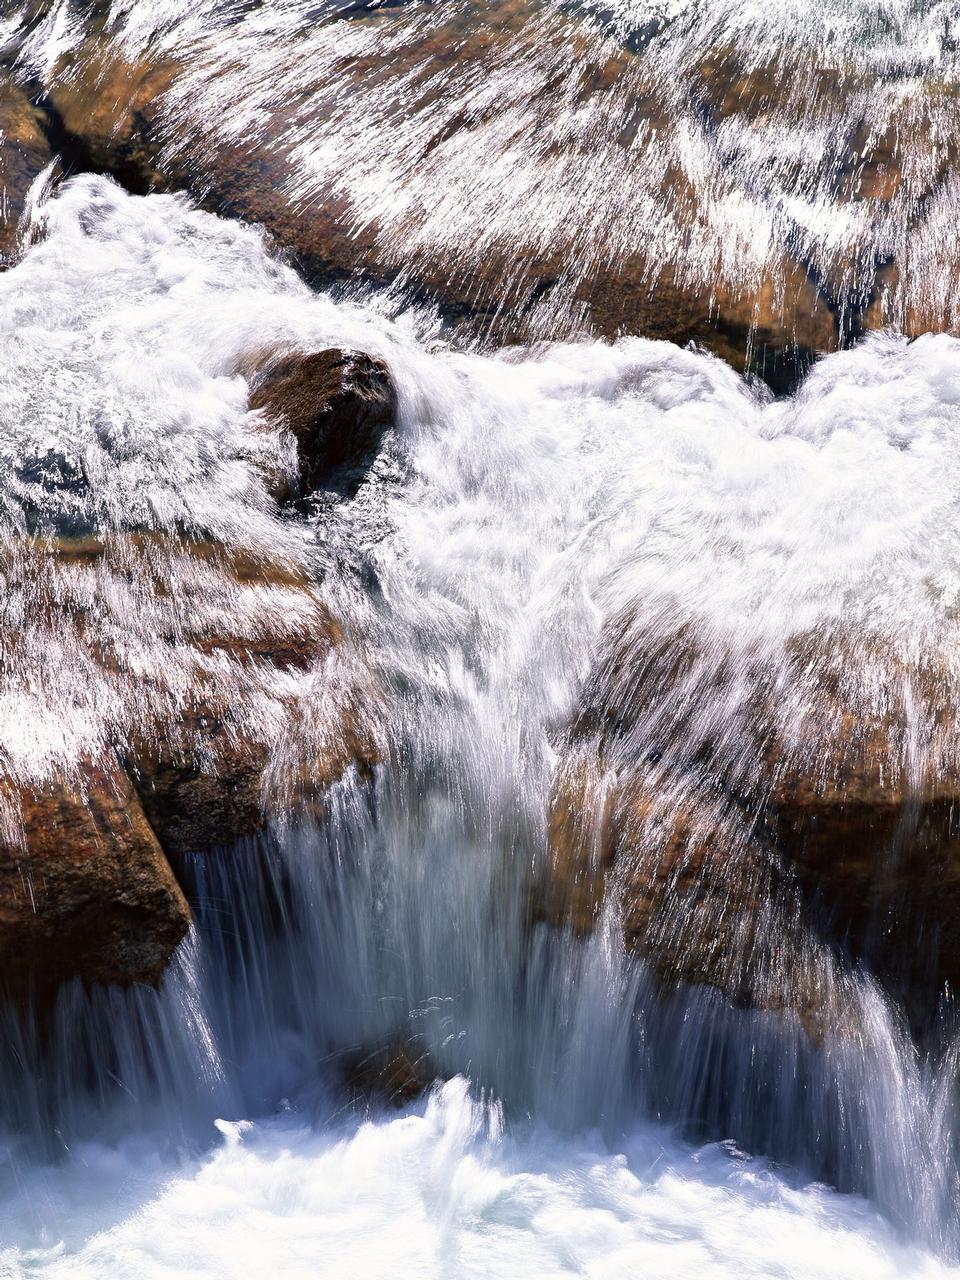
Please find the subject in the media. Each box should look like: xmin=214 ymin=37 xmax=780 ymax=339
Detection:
xmin=0 ymin=176 xmax=958 ymax=1270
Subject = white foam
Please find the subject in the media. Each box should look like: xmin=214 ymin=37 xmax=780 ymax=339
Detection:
xmin=1 ymin=1080 xmax=955 ymax=1280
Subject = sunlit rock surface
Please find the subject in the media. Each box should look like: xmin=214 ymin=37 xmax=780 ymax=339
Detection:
xmin=11 ymin=0 xmax=960 ymax=381
xmin=0 ymin=74 xmax=50 ymax=262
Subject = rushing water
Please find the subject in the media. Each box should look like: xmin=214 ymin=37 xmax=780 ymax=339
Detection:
xmin=0 ymin=173 xmax=958 ymax=1274
xmin=7 ymin=0 xmax=960 ymax=344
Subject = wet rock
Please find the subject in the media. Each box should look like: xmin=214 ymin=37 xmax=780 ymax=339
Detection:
xmin=44 ymin=44 xmax=175 ymax=194
xmin=552 ymin=619 xmax=960 ymax=1031
xmin=540 ymin=754 xmax=819 ymax=1020
xmin=341 ymin=1038 xmax=432 ymax=1107
xmin=129 ymin=689 xmax=379 ymax=860
xmin=122 ymin=557 xmax=379 ymax=857
xmin=752 ymin=644 xmax=960 ymax=1020
xmin=573 ymin=253 xmax=837 ymax=392
xmin=19 ymin=20 xmax=839 ymax=390
xmin=6 ymin=532 xmax=380 ymax=865
xmin=0 ymin=76 xmax=52 ymax=263
xmin=0 ymin=759 xmax=190 ymax=992
xmin=249 ymin=349 xmax=397 ymax=499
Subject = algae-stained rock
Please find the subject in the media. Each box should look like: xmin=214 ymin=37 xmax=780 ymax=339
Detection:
xmin=0 ymin=77 xmax=52 ymax=263
xmin=0 ymin=759 xmax=190 ymax=991
xmin=249 ymin=349 xmax=397 ymax=499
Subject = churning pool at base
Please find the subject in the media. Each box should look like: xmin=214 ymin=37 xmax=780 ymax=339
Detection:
xmin=0 ymin=1078 xmax=954 ymax=1280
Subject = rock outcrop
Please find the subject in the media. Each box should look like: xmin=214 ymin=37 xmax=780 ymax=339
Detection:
xmin=540 ymin=752 xmax=825 ymax=1025
xmin=1 ymin=20 xmax=842 ymax=390
xmin=0 ymin=526 xmax=382 ymax=992
xmin=0 ymin=759 xmax=190 ymax=992
xmin=43 ymin=43 xmax=174 ymax=194
xmin=542 ymin=623 xmax=960 ymax=1033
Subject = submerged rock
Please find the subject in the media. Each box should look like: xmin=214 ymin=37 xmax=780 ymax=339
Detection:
xmin=341 ymin=1038 xmax=433 ymax=1108
xmin=0 ymin=759 xmax=190 ymax=992
xmin=249 ymin=349 xmax=397 ymax=500
xmin=0 ymin=77 xmax=52 ymax=263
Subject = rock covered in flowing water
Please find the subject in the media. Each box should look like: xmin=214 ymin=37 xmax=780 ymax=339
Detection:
xmin=751 ymin=641 xmax=960 ymax=1018
xmin=546 ymin=615 xmax=960 ymax=1033
xmin=0 ymin=77 xmax=52 ymax=263
xmin=0 ymin=530 xmax=382 ymax=990
xmin=249 ymin=349 xmax=398 ymax=500
xmin=341 ymin=1037 xmax=433 ymax=1108
xmin=0 ymin=759 xmax=190 ymax=992
xmin=3 ymin=17 xmax=841 ymax=389
xmin=540 ymin=752 xmax=831 ymax=1028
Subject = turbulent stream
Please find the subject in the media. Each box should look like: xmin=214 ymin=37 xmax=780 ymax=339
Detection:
xmin=1 ymin=2 xmax=960 ymax=1278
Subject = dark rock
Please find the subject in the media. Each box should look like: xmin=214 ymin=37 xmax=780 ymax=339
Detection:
xmin=0 ymin=76 xmax=52 ymax=264
xmin=249 ymin=349 xmax=397 ymax=499
xmin=341 ymin=1038 xmax=432 ymax=1108
xmin=0 ymin=759 xmax=190 ymax=992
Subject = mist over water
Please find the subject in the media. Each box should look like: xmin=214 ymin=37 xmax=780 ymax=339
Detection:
xmin=0 ymin=174 xmax=958 ymax=1274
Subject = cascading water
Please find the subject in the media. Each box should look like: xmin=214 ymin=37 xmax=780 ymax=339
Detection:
xmin=0 ymin=172 xmax=958 ymax=1275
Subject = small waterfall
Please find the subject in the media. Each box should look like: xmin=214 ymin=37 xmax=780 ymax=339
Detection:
xmin=0 ymin=159 xmax=959 ymax=1270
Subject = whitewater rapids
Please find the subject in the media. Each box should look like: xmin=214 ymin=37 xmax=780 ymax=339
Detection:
xmin=0 ymin=176 xmax=959 ymax=1276
xmin=2 ymin=1079 xmax=955 ymax=1280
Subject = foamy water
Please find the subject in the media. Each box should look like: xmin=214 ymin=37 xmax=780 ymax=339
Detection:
xmin=1 ymin=1081 xmax=956 ymax=1280
xmin=0 ymin=175 xmax=959 ymax=1274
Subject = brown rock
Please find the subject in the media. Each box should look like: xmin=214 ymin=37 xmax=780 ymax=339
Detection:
xmin=249 ymin=349 xmax=397 ymax=499
xmin=558 ymin=614 xmax=960 ymax=1029
xmin=0 ymin=77 xmax=53 ymax=263
xmin=126 ymin=595 xmax=379 ymax=858
xmin=28 ymin=21 xmax=834 ymax=389
xmin=45 ymin=44 xmax=175 ymax=193
xmin=752 ymin=641 xmax=960 ymax=1016
xmin=341 ymin=1038 xmax=432 ymax=1108
xmin=541 ymin=755 xmax=817 ymax=1017
xmin=4 ymin=533 xmax=380 ymax=863
xmin=0 ymin=759 xmax=190 ymax=992
xmin=129 ymin=692 xmax=380 ymax=859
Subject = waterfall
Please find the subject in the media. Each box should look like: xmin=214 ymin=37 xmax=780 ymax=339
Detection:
xmin=0 ymin=170 xmax=959 ymax=1274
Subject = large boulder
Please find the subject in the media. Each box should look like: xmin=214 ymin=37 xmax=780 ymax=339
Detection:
xmin=751 ymin=642 xmax=960 ymax=1020
xmin=549 ymin=620 xmax=960 ymax=1032
xmin=0 ymin=759 xmax=190 ymax=992
xmin=10 ymin=18 xmax=840 ymax=390
xmin=539 ymin=753 xmax=830 ymax=1027
xmin=0 ymin=532 xmax=381 ymax=994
